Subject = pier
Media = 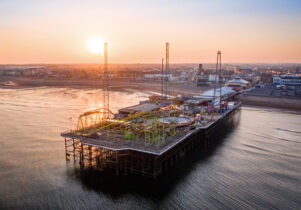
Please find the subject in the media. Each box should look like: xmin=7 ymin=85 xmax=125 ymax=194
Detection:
xmin=62 ymin=102 xmax=241 ymax=178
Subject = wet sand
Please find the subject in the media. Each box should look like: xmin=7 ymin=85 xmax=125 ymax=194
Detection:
xmin=242 ymin=94 xmax=301 ymax=111
xmin=2 ymin=76 xmax=300 ymax=111
xmin=0 ymin=76 xmax=212 ymax=96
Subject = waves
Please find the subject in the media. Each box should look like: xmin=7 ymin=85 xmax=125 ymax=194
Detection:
xmin=276 ymin=127 xmax=301 ymax=135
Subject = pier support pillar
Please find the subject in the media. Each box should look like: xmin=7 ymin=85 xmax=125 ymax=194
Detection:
xmin=116 ymin=152 xmax=119 ymax=176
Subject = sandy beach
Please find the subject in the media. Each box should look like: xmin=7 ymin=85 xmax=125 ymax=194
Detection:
xmin=242 ymin=94 xmax=301 ymax=111
xmin=1 ymin=76 xmax=301 ymax=110
xmin=0 ymin=76 xmax=212 ymax=97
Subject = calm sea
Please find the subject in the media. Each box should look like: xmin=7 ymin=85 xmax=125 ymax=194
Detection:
xmin=0 ymin=87 xmax=300 ymax=209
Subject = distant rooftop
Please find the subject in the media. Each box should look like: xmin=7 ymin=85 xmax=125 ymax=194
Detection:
xmin=228 ymin=77 xmax=250 ymax=84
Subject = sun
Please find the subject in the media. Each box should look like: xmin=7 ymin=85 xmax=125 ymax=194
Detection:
xmin=86 ymin=37 xmax=104 ymax=55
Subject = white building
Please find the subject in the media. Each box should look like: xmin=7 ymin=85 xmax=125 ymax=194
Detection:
xmin=144 ymin=74 xmax=171 ymax=81
xmin=208 ymin=74 xmax=219 ymax=82
xmin=225 ymin=77 xmax=251 ymax=89
xmin=273 ymin=75 xmax=301 ymax=86
xmin=194 ymin=86 xmax=235 ymax=106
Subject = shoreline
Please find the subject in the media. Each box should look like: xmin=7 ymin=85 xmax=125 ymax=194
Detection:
xmin=1 ymin=76 xmax=301 ymax=111
xmin=0 ymin=76 xmax=211 ymax=97
xmin=241 ymin=93 xmax=301 ymax=111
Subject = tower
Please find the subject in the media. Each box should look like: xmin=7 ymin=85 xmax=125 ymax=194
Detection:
xmin=212 ymin=51 xmax=222 ymax=116
xmin=164 ymin=42 xmax=170 ymax=98
xmin=103 ymin=42 xmax=109 ymax=118
xmin=218 ymin=51 xmax=222 ymax=106
xmin=161 ymin=58 xmax=164 ymax=97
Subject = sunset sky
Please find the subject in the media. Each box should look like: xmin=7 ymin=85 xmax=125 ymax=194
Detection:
xmin=0 ymin=0 xmax=300 ymax=64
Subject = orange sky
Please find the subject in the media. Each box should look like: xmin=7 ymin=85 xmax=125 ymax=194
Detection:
xmin=0 ymin=0 xmax=300 ymax=64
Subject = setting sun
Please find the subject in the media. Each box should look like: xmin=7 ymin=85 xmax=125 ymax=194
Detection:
xmin=86 ymin=37 xmax=104 ymax=55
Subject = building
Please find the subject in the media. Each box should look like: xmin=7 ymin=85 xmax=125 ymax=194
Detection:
xmin=208 ymin=74 xmax=219 ymax=83
xmin=196 ymin=64 xmax=209 ymax=86
xmin=234 ymin=66 xmax=240 ymax=74
xmin=144 ymin=74 xmax=170 ymax=81
xmin=273 ymin=75 xmax=301 ymax=86
xmin=220 ymin=70 xmax=235 ymax=82
xmin=260 ymin=73 xmax=273 ymax=83
xmin=225 ymin=77 xmax=251 ymax=89
xmin=192 ymin=64 xmax=209 ymax=85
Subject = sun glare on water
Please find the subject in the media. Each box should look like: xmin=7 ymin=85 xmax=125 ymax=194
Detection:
xmin=86 ymin=37 xmax=104 ymax=55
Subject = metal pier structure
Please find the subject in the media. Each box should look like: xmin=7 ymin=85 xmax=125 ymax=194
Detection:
xmin=62 ymin=102 xmax=241 ymax=178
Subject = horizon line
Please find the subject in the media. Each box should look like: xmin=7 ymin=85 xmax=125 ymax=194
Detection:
xmin=1 ymin=62 xmax=301 ymax=66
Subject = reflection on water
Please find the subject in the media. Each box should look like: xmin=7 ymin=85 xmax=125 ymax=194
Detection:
xmin=67 ymin=129 xmax=231 ymax=201
xmin=0 ymin=87 xmax=300 ymax=209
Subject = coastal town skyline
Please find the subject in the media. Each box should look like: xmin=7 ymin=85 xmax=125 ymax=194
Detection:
xmin=1 ymin=0 xmax=301 ymax=64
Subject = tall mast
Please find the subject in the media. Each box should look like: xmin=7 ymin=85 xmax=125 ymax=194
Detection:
xmin=161 ymin=58 xmax=164 ymax=97
xmin=164 ymin=42 xmax=170 ymax=98
xmin=213 ymin=51 xmax=218 ymax=106
xmin=218 ymin=51 xmax=222 ymax=106
xmin=212 ymin=51 xmax=221 ymax=119
xmin=103 ymin=42 xmax=109 ymax=118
